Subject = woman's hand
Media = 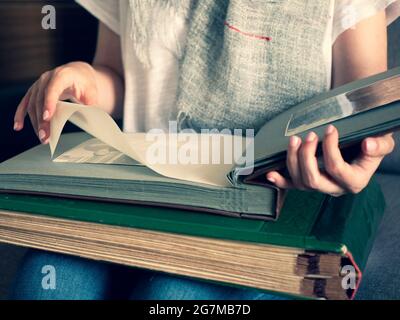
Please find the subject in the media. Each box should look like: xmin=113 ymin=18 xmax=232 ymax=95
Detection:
xmin=267 ymin=9 xmax=395 ymax=196
xmin=13 ymin=61 xmax=98 ymax=144
xmin=13 ymin=22 xmax=124 ymax=145
xmin=266 ymin=125 xmax=395 ymax=196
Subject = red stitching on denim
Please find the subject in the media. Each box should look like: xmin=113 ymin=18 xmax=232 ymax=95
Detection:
xmin=224 ymin=21 xmax=272 ymax=41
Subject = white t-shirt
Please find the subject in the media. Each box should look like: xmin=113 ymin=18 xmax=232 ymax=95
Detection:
xmin=76 ymin=0 xmax=400 ymax=133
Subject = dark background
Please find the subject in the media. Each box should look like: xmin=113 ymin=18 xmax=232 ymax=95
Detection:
xmin=0 ymin=0 xmax=98 ymax=163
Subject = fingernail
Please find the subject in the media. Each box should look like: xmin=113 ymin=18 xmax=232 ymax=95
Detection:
xmin=39 ymin=129 xmax=46 ymax=141
xmin=366 ymin=139 xmax=377 ymax=152
xmin=290 ymin=136 xmax=300 ymax=147
xmin=325 ymin=125 xmax=335 ymax=135
xmin=43 ymin=110 xmax=50 ymax=121
xmin=267 ymin=176 xmax=276 ymax=184
xmin=306 ymin=132 xmax=317 ymax=142
xmin=13 ymin=122 xmax=20 ymax=131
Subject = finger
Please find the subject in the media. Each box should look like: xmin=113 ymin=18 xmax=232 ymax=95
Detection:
xmin=298 ymin=131 xmax=323 ymax=190
xmin=27 ymin=84 xmax=39 ymax=137
xmin=267 ymin=167 xmax=345 ymax=196
xmin=286 ymin=135 xmax=304 ymax=189
xmin=43 ymin=68 xmax=72 ymax=121
xmin=14 ymin=86 xmax=33 ymax=131
xmin=362 ymin=134 xmax=395 ymax=159
xmin=348 ymin=134 xmax=395 ymax=177
xmin=35 ymin=75 xmax=51 ymax=144
xmin=349 ymin=135 xmax=394 ymax=176
xmin=39 ymin=124 xmax=51 ymax=145
xmin=323 ymin=125 xmax=369 ymax=194
xmin=296 ymin=131 xmax=344 ymax=194
xmin=266 ymin=171 xmax=294 ymax=189
xmin=322 ymin=125 xmax=354 ymax=184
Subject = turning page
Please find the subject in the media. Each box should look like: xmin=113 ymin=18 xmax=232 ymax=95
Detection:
xmin=50 ymin=102 xmax=253 ymax=187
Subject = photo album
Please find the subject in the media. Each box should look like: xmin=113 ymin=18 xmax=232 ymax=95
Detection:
xmin=0 ymin=68 xmax=399 ymax=299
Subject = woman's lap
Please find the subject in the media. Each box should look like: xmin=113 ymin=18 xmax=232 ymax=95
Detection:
xmin=9 ymin=249 xmax=284 ymax=300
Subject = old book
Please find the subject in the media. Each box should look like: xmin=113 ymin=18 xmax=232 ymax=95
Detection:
xmin=0 ymin=179 xmax=385 ymax=300
xmin=0 ymin=68 xmax=399 ymax=219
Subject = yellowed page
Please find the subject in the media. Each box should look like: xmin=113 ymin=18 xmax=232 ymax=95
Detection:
xmin=49 ymin=102 xmax=251 ymax=187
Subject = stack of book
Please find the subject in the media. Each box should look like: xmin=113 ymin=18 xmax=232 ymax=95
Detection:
xmin=0 ymin=68 xmax=399 ymax=299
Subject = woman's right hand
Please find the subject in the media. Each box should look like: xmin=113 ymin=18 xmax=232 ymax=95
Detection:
xmin=13 ymin=61 xmax=99 ymax=144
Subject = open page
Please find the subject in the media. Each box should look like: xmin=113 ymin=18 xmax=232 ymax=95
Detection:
xmin=50 ymin=102 xmax=253 ymax=187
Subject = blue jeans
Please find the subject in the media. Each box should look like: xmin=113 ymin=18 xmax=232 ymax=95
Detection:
xmin=10 ymin=249 xmax=284 ymax=300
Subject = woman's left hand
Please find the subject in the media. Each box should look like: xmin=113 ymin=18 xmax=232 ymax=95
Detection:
xmin=266 ymin=125 xmax=395 ymax=197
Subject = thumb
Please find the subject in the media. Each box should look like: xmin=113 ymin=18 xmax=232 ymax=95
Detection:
xmin=362 ymin=134 xmax=395 ymax=159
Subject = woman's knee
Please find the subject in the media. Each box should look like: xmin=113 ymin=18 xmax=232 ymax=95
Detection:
xmin=130 ymin=271 xmax=284 ymax=300
xmin=9 ymin=249 xmax=112 ymax=300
